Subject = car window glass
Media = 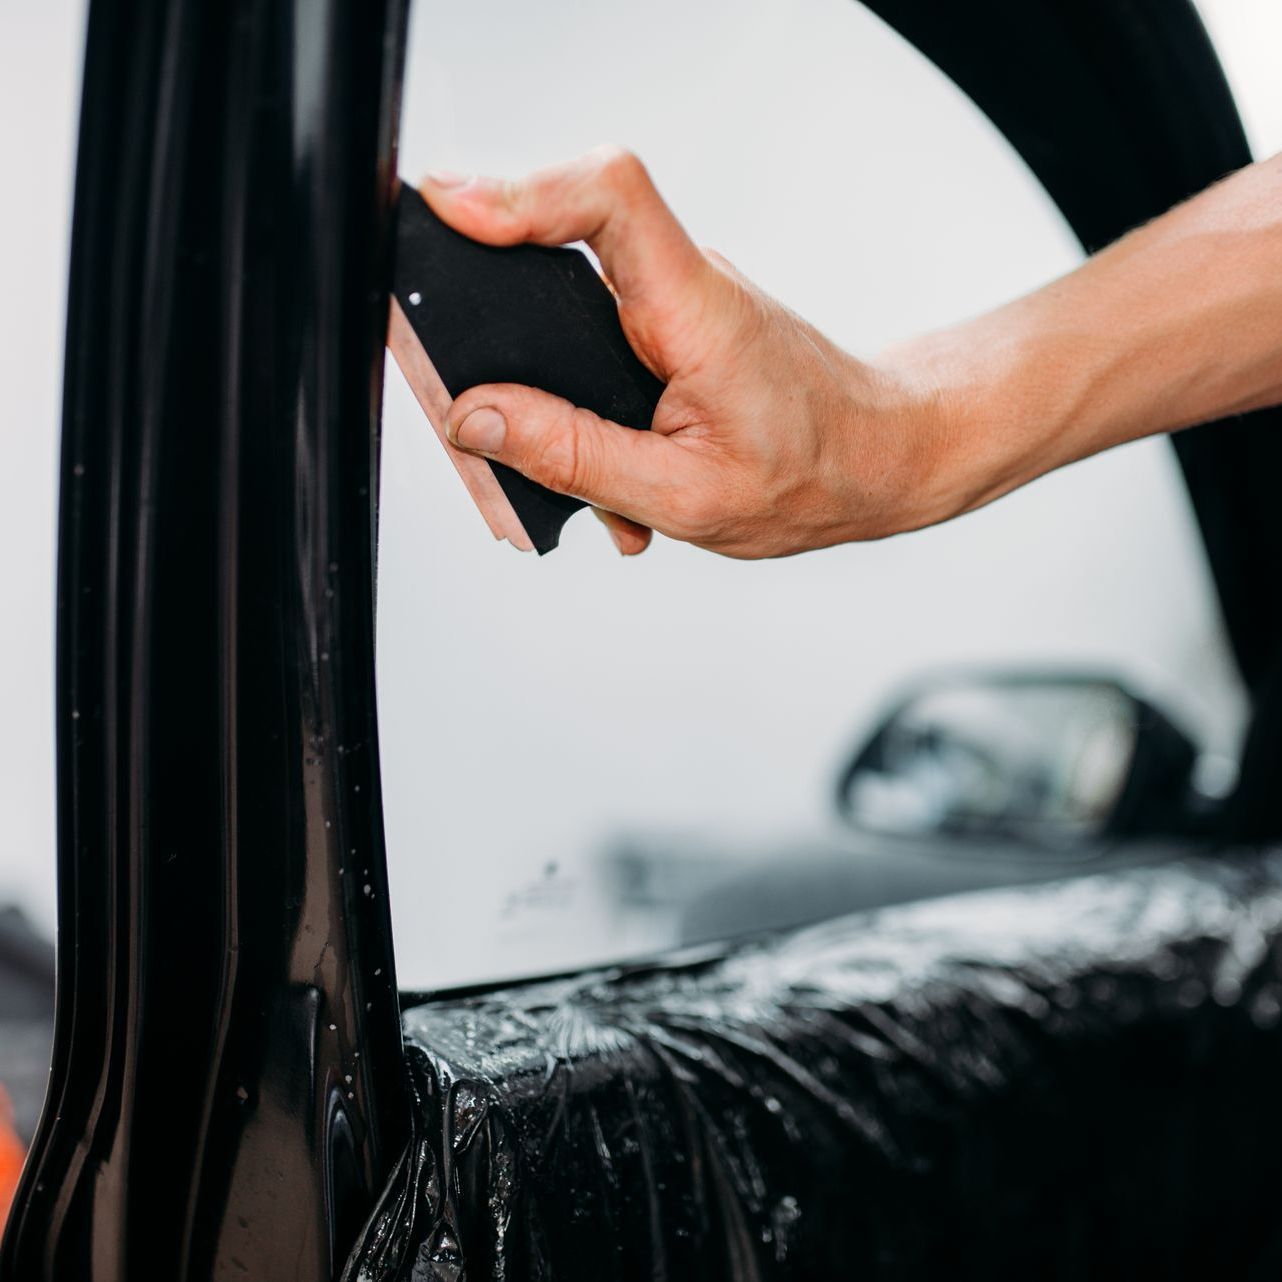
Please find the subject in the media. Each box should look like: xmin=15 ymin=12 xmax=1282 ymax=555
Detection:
xmin=0 ymin=1 xmax=1274 ymax=1150
xmin=378 ymin=0 xmax=1247 ymax=988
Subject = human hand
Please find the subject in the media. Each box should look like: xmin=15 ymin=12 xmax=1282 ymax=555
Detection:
xmin=419 ymin=148 xmax=958 ymax=558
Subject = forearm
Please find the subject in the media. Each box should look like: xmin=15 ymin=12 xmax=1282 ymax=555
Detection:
xmin=886 ymin=153 xmax=1282 ymax=523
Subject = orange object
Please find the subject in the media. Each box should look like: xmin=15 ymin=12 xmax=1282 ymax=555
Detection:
xmin=0 ymin=1084 xmax=26 ymax=1235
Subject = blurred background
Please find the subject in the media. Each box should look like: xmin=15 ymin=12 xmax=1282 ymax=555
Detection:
xmin=2 ymin=0 xmax=1280 ymax=1053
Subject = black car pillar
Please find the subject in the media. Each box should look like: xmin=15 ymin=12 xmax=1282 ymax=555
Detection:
xmin=0 ymin=1 xmax=410 ymax=1277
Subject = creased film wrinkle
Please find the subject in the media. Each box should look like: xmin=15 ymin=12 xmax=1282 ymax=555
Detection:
xmin=345 ymin=854 xmax=1282 ymax=1280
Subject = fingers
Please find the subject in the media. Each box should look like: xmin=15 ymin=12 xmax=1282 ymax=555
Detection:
xmin=593 ymin=507 xmax=653 ymax=556
xmin=420 ymin=147 xmax=711 ymax=332
xmin=444 ymin=383 xmax=685 ymax=532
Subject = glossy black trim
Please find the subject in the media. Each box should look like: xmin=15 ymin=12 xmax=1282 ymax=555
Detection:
xmin=0 ymin=1 xmax=410 ymax=1278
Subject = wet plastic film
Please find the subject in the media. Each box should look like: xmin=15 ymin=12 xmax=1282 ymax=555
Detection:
xmin=349 ymin=856 xmax=1282 ymax=1280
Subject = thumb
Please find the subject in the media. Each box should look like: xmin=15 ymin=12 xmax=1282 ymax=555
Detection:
xmin=445 ymin=382 xmax=680 ymax=531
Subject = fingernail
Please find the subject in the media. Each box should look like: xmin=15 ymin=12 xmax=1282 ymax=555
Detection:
xmin=452 ymin=406 xmax=506 ymax=454
xmin=425 ymin=168 xmax=471 ymax=189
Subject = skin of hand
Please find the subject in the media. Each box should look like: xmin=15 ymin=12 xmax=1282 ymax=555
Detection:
xmin=421 ymin=147 xmax=1282 ymax=558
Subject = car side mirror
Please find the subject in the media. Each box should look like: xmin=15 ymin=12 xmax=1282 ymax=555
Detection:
xmin=835 ymin=672 xmax=1202 ymax=849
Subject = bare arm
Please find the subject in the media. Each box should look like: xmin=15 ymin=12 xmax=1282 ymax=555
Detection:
xmin=887 ymin=150 xmax=1282 ymax=526
xmin=420 ymin=148 xmax=1282 ymax=557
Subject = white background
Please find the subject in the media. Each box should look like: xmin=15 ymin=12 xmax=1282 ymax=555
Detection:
xmin=1 ymin=0 xmax=1279 ymax=988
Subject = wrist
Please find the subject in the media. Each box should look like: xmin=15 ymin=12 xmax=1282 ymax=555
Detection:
xmin=871 ymin=319 xmax=1078 ymax=532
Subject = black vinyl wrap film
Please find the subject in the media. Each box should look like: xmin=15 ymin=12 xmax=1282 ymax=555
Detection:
xmin=347 ymin=854 xmax=1282 ymax=1279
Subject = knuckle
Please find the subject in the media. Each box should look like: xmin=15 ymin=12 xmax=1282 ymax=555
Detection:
xmin=594 ymin=144 xmax=647 ymax=195
xmin=532 ymin=406 xmax=595 ymax=495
